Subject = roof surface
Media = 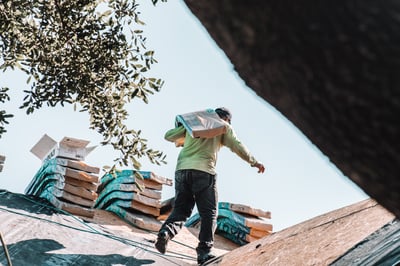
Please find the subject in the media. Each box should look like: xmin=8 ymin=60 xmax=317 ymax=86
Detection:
xmin=1 ymin=190 xmax=399 ymax=266
xmin=0 ymin=190 xmax=236 ymax=265
xmin=205 ymin=199 xmax=397 ymax=265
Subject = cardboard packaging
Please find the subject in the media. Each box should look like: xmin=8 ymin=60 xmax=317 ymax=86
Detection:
xmin=30 ymin=134 xmax=96 ymax=161
xmin=175 ymin=109 xmax=228 ymax=140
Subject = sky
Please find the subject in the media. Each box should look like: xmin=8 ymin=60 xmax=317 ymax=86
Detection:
xmin=0 ymin=1 xmax=368 ymax=232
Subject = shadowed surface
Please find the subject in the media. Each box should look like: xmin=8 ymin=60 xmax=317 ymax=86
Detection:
xmin=184 ymin=0 xmax=400 ymax=218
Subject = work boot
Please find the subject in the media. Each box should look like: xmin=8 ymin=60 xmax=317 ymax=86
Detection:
xmin=196 ymin=247 xmax=217 ymax=265
xmin=155 ymin=231 xmax=170 ymax=254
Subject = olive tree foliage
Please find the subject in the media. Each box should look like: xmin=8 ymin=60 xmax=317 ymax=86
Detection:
xmin=0 ymin=0 xmax=168 ymax=172
xmin=0 ymin=87 xmax=12 ymax=136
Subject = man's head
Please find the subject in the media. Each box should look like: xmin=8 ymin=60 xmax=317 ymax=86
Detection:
xmin=215 ymin=107 xmax=232 ymax=124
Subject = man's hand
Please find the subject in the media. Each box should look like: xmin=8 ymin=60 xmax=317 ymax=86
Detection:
xmin=253 ymin=162 xmax=265 ymax=173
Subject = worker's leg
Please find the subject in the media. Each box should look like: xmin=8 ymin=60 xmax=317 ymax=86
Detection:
xmin=156 ymin=170 xmax=195 ymax=253
xmin=193 ymin=170 xmax=218 ymax=263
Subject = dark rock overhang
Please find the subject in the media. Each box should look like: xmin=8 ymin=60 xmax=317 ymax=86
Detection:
xmin=183 ymin=0 xmax=400 ymax=219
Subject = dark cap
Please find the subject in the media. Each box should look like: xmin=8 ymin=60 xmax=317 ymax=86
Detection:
xmin=215 ymin=107 xmax=232 ymax=121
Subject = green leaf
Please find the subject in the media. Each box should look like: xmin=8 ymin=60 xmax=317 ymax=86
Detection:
xmin=0 ymin=0 xmax=167 ymax=170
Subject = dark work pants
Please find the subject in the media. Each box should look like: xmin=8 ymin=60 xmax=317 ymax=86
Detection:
xmin=159 ymin=169 xmax=218 ymax=253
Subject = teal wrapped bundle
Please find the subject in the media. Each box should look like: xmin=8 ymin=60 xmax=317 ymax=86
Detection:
xmin=24 ymin=157 xmax=101 ymax=217
xmin=216 ymin=215 xmax=250 ymax=246
xmin=95 ymin=169 xmax=173 ymax=230
xmin=186 ymin=202 xmax=273 ymax=245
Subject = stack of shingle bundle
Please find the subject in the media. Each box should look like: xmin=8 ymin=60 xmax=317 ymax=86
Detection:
xmin=26 ymin=134 xmax=99 ymax=218
xmin=186 ymin=202 xmax=272 ymax=245
xmin=25 ymin=157 xmax=100 ymax=218
xmin=0 ymin=155 xmax=5 ymax=172
xmin=95 ymin=170 xmax=173 ymax=231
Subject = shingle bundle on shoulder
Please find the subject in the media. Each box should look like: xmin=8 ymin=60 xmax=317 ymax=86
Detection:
xmin=95 ymin=170 xmax=173 ymax=232
xmin=26 ymin=135 xmax=100 ymax=218
xmin=186 ymin=202 xmax=273 ymax=245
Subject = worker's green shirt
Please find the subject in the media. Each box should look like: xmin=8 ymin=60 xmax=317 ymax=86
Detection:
xmin=164 ymin=125 xmax=258 ymax=175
